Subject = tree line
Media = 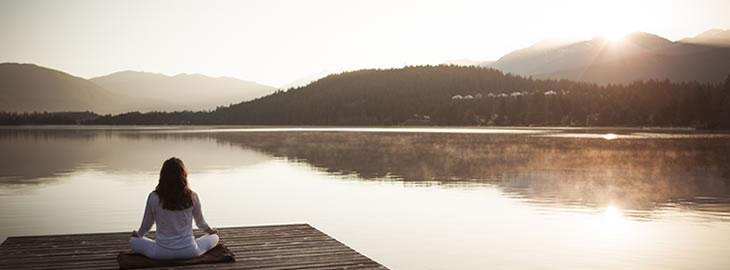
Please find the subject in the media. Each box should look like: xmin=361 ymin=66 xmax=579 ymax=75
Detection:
xmin=0 ymin=111 xmax=98 ymax=125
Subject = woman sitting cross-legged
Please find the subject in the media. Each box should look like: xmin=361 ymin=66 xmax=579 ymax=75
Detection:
xmin=129 ymin=157 xmax=219 ymax=260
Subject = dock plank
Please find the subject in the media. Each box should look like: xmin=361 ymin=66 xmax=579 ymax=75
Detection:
xmin=0 ymin=224 xmax=387 ymax=269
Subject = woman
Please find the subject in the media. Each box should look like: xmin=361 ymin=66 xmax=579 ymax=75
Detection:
xmin=129 ymin=157 xmax=219 ymax=259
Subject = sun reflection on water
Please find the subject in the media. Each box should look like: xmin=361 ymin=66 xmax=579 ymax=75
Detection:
xmin=600 ymin=204 xmax=629 ymax=234
xmin=603 ymin=133 xmax=618 ymax=140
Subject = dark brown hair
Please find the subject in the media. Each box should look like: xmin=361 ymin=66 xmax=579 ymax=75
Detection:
xmin=154 ymin=157 xmax=194 ymax=210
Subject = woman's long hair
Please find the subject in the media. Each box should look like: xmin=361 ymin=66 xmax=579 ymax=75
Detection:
xmin=154 ymin=157 xmax=194 ymax=210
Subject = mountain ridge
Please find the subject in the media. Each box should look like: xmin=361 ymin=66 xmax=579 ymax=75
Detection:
xmin=0 ymin=63 xmax=277 ymax=113
xmin=484 ymin=30 xmax=730 ymax=84
xmin=0 ymin=63 xmax=168 ymax=114
xmin=90 ymin=71 xmax=277 ymax=111
xmin=679 ymin=29 xmax=730 ymax=47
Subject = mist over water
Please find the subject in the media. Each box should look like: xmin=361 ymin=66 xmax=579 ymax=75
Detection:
xmin=1 ymin=126 xmax=729 ymax=269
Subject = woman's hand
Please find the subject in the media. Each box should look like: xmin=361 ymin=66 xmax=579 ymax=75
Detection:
xmin=131 ymin=230 xmax=139 ymax=237
xmin=205 ymin=227 xmax=218 ymax=234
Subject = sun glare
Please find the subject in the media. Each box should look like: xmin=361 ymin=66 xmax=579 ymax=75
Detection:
xmin=605 ymin=205 xmax=620 ymax=218
xmin=600 ymin=204 xmax=628 ymax=233
xmin=604 ymin=31 xmax=627 ymax=42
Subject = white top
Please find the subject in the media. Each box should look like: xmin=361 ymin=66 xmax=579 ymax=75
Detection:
xmin=136 ymin=191 xmax=211 ymax=249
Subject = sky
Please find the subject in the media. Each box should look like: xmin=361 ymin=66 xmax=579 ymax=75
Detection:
xmin=1 ymin=0 xmax=729 ymax=87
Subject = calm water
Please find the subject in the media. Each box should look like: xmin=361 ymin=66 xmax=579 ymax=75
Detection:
xmin=1 ymin=126 xmax=730 ymax=269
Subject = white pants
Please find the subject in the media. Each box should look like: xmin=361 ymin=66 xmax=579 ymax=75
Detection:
xmin=128 ymin=234 xmax=220 ymax=260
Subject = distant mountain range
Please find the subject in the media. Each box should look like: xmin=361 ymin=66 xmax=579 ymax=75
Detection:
xmin=0 ymin=63 xmax=153 ymax=114
xmin=91 ymin=71 xmax=275 ymax=111
xmin=483 ymin=29 xmax=730 ymax=84
xmin=0 ymin=63 xmax=276 ymax=114
xmin=679 ymin=29 xmax=730 ymax=46
xmin=1 ymin=29 xmax=729 ymax=114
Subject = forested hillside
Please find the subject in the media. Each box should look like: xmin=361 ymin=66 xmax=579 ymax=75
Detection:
xmin=84 ymin=65 xmax=730 ymax=129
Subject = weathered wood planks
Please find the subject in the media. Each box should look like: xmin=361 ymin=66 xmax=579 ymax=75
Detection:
xmin=0 ymin=223 xmax=387 ymax=269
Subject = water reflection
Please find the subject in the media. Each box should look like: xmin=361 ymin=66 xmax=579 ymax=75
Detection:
xmin=0 ymin=127 xmax=271 ymax=188
xmin=1 ymin=127 xmax=729 ymax=221
xmin=205 ymin=130 xmax=730 ymax=221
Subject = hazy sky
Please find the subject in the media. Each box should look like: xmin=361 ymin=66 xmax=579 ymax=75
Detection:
xmin=1 ymin=0 xmax=729 ymax=87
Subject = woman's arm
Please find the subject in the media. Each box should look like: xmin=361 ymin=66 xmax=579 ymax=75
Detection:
xmin=135 ymin=192 xmax=156 ymax=237
xmin=192 ymin=192 xmax=215 ymax=233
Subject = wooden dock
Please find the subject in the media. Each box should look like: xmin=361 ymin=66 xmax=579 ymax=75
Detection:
xmin=0 ymin=223 xmax=388 ymax=269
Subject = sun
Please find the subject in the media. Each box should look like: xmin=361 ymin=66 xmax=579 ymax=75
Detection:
xmin=598 ymin=204 xmax=629 ymax=234
xmin=605 ymin=205 xmax=620 ymax=218
xmin=603 ymin=31 xmax=627 ymax=42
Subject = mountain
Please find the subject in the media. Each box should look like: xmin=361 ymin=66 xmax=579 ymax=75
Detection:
xmin=486 ymin=31 xmax=730 ymax=84
xmin=679 ymin=29 xmax=730 ymax=47
xmin=1 ymin=64 xmax=277 ymax=114
xmin=489 ymin=33 xmax=675 ymax=77
xmin=91 ymin=71 xmax=277 ymax=111
xmin=0 ymin=63 xmax=168 ymax=114
xmin=536 ymin=45 xmax=730 ymax=84
xmin=486 ymin=38 xmax=585 ymax=75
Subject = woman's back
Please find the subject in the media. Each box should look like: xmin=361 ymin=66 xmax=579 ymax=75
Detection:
xmin=138 ymin=191 xmax=210 ymax=249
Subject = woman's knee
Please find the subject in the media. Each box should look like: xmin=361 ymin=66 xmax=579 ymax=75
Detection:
xmin=206 ymin=233 xmax=220 ymax=245
xmin=197 ymin=234 xmax=220 ymax=250
xmin=129 ymin=237 xmax=155 ymax=257
xmin=209 ymin=233 xmax=220 ymax=246
xmin=128 ymin=237 xmax=140 ymax=247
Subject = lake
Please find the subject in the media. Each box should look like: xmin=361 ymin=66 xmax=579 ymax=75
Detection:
xmin=1 ymin=126 xmax=729 ymax=269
